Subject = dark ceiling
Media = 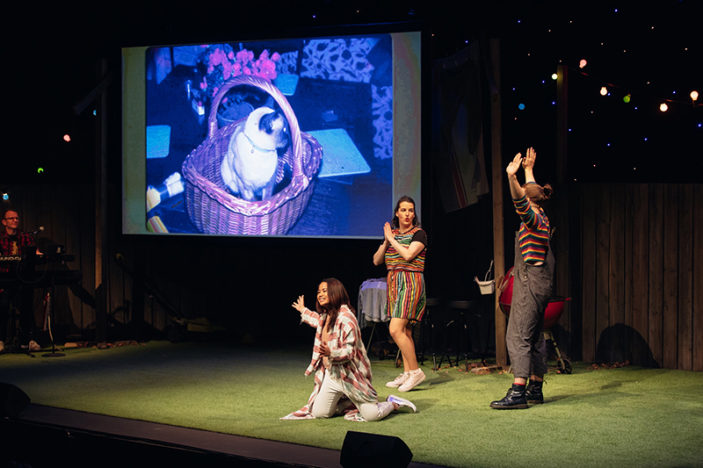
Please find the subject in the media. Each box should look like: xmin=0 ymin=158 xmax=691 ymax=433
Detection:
xmin=4 ymin=0 xmax=701 ymax=183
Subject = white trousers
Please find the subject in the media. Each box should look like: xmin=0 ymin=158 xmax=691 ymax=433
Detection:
xmin=311 ymin=370 xmax=394 ymax=421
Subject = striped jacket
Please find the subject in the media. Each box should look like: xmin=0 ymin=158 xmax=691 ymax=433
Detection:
xmin=513 ymin=195 xmax=550 ymax=264
xmin=282 ymin=305 xmax=378 ymax=421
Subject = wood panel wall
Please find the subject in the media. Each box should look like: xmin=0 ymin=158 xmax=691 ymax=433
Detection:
xmin=6 ymin=182 xmax=702 ymax=371
xmin=578 ymin=183 xmax=703 ymax=371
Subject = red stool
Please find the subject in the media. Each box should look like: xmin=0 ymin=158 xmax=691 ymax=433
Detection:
xmin=498 ymin=267 xmax=572 ymax=374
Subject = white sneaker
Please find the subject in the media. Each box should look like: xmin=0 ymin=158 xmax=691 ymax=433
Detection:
xmin=398 ymin=368 xmax=426 ymax=392
xmin=385 ymin=372 xmax=408 ymax=388
xmin=387 ymin=394 xmax=417 ymax=412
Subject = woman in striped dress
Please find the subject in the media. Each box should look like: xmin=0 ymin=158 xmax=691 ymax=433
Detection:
xmin=373 ymin=196 xmax=428 ymax=392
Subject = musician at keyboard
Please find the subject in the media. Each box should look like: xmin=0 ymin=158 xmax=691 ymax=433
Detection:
xmin=0 ymin=209 xmax=42 ymax=353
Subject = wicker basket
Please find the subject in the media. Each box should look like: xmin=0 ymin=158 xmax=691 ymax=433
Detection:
xmin=182 ymin=75 xmax=322 ymax=235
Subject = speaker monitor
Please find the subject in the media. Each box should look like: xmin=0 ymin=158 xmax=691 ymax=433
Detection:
xmin=340 ymin=430 xmax=412 ymax=468
xmin=0 ymin=382 xmax=31 ymax=418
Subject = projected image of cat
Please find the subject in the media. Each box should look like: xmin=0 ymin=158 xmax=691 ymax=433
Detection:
xmin=221 ymin=106 xmax=290 ymax=201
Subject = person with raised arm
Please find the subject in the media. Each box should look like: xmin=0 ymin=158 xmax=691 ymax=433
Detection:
xmin=282 ymin=278 xmax=416 ymax=421
xmin=491 ymin=147 xmax=555 ymax=409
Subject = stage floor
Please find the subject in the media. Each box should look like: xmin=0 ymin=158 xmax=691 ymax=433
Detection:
xmin=2 ymin=340 xmax=703 ymax=467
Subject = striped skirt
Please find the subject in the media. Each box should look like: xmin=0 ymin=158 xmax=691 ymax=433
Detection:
xmin=386 ymin=270 xmax=426 ymax=322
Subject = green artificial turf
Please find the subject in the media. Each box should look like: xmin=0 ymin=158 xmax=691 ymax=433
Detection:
xmin=2 ymin=341 xmax=702 ymax=467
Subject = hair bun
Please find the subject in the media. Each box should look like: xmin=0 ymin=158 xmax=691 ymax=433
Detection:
xmin=542 ymin=184 xmax=553 ymax=199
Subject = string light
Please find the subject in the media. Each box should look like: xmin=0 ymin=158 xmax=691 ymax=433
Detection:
xmin=568 ymin=66 xmax=701 ymax=109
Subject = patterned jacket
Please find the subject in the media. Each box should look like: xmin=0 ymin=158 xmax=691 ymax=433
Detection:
xmin=0 ymin=231 xmax=36 ymax=273
xmin=282 ymin=304 xmax=378 ymax=420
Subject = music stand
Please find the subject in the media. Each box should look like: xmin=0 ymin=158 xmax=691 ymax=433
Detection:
xmin=38 ymin=250 xmax=70 ymax=358
xmin=41 ymin=286 xmax=64 ymax=357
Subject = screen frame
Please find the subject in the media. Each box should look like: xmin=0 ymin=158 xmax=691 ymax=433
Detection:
xmin=121 ymin=21 xmax=428 ymax=241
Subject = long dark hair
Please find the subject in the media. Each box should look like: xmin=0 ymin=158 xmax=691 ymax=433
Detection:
xmin=315 ymin=277 xmax=353 ymax=329
xmin=391 ymin=195 xmax=420 ymax=229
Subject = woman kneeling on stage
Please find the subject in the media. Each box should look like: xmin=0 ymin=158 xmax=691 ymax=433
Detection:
xmin=282 ymin=278 xmax=416 ymax=422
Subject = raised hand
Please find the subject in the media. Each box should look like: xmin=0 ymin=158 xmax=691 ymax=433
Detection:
xmin=292 ymin=295 xmax=306 ymax=313
xmin=506 ymin=152 xmax=523 ymax=177
xmin=522 ymin=147 xmax=536 ymax=170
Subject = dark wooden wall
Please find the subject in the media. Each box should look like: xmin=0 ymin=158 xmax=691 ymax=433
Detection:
xmin=577 ymin=183 xmax=703 ymax=371
xmin=6 ymin=182 xmax=702 ymax=370
xmin=4 ymin=182 xmax=391 ymax=344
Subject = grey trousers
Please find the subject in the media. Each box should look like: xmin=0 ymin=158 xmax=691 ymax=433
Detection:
xmin=311 ymin=369 xmax=394 ymax=421
xmin=506 ymin=233 xmax=554 ymax=379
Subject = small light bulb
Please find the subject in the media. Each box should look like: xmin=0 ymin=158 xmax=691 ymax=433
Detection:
xmin=579 ymin=59 xmax=588 ymax=69
xmin=551 ymin=73 xmax=558 ymax=80
xmin=600 ymin=86 xmax=608 ymax=96
xmin=691 ymin=90 xmax=699 ymax=102
xmin=659 ymin=103 xmax=669 ymax=112
xmin=623 ymin=94 xmax=631 ymax=103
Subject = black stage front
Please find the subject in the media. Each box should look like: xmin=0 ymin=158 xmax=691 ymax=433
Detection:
xmin=2 ymin=404 xmax=439 ymax=468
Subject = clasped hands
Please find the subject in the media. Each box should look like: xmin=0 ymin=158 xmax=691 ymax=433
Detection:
xmin=383 ymin=221 xmax=394 ymax=242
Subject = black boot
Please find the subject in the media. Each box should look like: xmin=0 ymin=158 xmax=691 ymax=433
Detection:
xmin=525 ymin=380 xmax=544 ymax=404
xmin=490 ymin=384 xmax=528 ymax=409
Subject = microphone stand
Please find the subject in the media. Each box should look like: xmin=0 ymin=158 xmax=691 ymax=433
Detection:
xmin=42 ymin=261 xmax=64 ymax=358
